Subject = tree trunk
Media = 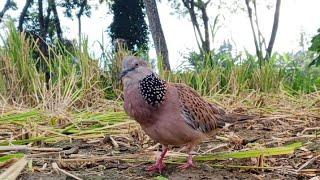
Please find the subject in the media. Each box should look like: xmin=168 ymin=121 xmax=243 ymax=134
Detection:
xmin=199 ymin=2 xmax=210 ymax=53
xmin=181 ymin=0 xmax=211 ymax=54
xmin=77 ymin=0 xmax=87 ymax=52
xmin=18 ymin=0 xmax=34 ymax=32
xmin=37 ymin=0 xmax=46 ymax=38
xmin=144 ymin=0 xmax=171 ymax=71
xmin=49 ymin=0 xmax=62 ymax=41
xmin=37 ymin=0 xmax=49 ymax=59
xmin=265 ymin=0 xmax=281 ymax=60
xmin=44 ymin=6 xmax=52 ymax=35
xmin=0 ymin=0 xmax=13 ymax=23
xmin=253 ymin=1 xmax=267 ymax=52
xmin=182 ymin=0 xmax=204 ymax=46
xmin=78 ymin=16 xmax=82 ymax=51
xmin=245 ymin=0 xmax=263 ymax=65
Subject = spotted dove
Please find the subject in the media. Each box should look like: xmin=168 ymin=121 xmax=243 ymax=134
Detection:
xmin=120 ymin=56 xmax=254 ymax=172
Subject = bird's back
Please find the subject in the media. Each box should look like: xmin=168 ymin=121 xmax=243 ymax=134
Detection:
xmin=171 ymin=83 xmax=227 ymax=134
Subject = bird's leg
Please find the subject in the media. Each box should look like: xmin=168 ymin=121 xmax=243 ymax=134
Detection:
xmin=147 ymin=146 xmax=168 ymax=173
xmin=178 ymin=145 xmax=196 ymax=170
xmin=178 ymin=153 xmax=196 ymax=170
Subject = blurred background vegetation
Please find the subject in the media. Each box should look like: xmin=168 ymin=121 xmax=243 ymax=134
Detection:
xmin=0 ymin=0 xmax=319 ymax=112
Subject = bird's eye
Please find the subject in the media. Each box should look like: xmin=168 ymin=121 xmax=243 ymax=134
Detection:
xmin=135 ymin=63 xmax=139 ymax=67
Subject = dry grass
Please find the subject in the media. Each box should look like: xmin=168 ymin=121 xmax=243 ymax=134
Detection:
xmin=0 ymin=91 xmax=319 ymax=179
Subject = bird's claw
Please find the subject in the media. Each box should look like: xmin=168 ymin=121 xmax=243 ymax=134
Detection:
xmin=147 ymin=162 xmax=166 ymax=173
xmin=178 ymin=162 xmax=195 ymax=170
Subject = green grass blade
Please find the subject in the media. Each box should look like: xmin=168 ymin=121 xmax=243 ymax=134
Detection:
xmin=0 ymin=153 xmax=24 ymax=163
xmin=194 ymin=142 xmax=302 ymax=161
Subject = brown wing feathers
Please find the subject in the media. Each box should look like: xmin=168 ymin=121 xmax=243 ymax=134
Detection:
xmin=174 ymin=83 xmax=219 ymax=134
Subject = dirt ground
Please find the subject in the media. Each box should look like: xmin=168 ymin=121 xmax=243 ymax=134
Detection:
xmin=18 ymin=115 xmax=320 ymax=180
xmin=0 ymin=93 xmax=318 ymax=179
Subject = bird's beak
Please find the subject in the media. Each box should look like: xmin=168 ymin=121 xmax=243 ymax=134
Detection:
xmin=119 ymin=67 xmax=135 ymax=79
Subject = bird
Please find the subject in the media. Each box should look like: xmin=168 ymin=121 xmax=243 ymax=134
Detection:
xmin=120 ymin=56 xmax=254 ymax=173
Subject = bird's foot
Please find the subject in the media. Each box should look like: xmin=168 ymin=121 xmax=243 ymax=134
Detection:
xmin=178 ymin=161 xmax=195 ymax=170
xmin=147 ymin=161 xmax=166 ymax=173
xmin=147 ymin=146 xmax=168 ymax=173
xmin=178 ymin=154 xmax=196 ymax=171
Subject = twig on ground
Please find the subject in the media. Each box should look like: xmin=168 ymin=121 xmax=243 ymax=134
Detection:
xmin=29 ymin=147 xmax=63 ymax=152
xmin=109 ymin=135 xmax=119 ymax=148
xmin=40 ymin=163 xmax=47 ymax=171
xmin=145 ymin=143 xmax=160 ymax=151
xmin=202 ymin=143 xmax=228 ymax=154
xmin=215 ymin=136 xmax=230 ymax=142
xmin=0 ymin=156 xmax=28 ymax=180
xmin=0 ymin=145 xmax=28 ymax=151
xmin=301 ymin=127 xmax=320 ymax=135
xmin=28 ymin=152 xmax=62 ymax=158
xmin=309 ymin=176 xmax=320 ymax=180
xmin=52 ymin=162 xmax=83 ymax=180
xmin=297 ymin=154 xmax=320 ymax=172
xmin=0 ymin=145 xmax=63 ymax=152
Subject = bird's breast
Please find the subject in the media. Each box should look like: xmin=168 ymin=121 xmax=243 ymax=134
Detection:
xmin=124 ymin=85 xmax=154 ymax=125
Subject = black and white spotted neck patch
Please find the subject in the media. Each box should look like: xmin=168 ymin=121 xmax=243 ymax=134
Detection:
xmin=138 ymin=73 xmax=167 ymax=107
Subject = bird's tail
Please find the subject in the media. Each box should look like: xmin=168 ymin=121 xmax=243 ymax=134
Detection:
xmin=223 ymin=113 xmax=257 ymax=123
xmin=208 ymin=103 xmax=257 ymax=127
xmin=216 ymin=113 xmax=257 ymax=129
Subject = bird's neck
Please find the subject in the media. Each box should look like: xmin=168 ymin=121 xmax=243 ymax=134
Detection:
xmin=124 ymin=84 xmax=152 ymax=125
xmin=123 ymin=73 xmax=167 ymax=126
xmin=122 ymin=71 xmax=153 ymax=90
xmin=138 ymin=73 xmax=167 ymax=107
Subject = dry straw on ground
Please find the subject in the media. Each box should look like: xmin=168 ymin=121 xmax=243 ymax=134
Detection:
xmin=0 ymin=91 xmax=319 ymax=179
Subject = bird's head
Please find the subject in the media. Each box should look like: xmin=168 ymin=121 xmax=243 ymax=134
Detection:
xmin=120 ymin=56 xmax=153 ymax=87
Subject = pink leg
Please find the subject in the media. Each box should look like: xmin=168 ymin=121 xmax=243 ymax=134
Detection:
xmin=147 ymin=146 xmax=168 ymax=173
xmin=178 ymin=154 xmax=195 ymax=170
xmin=178 ymin=145 xmax=196 ymax=170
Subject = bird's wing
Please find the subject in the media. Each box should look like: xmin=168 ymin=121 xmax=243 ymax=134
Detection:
xmin=172 ymin=83 xmax=225 ymax=134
